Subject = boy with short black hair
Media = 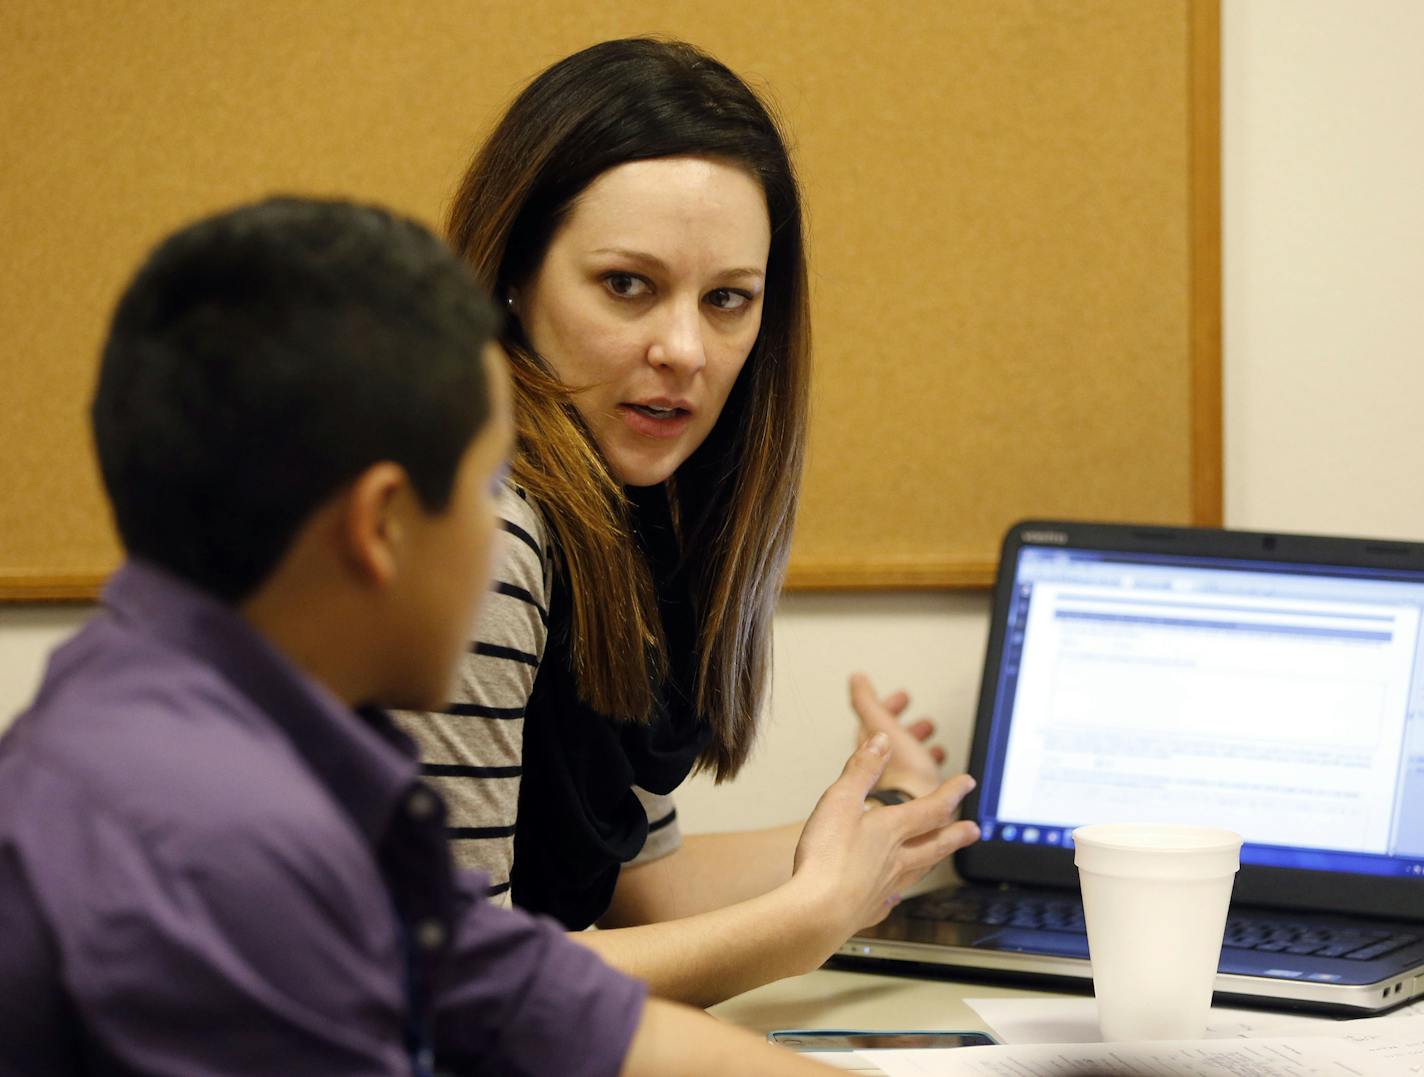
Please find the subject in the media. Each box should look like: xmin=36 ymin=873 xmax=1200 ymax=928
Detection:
xmin=0 ymin=198 xmax=835 ymax=1075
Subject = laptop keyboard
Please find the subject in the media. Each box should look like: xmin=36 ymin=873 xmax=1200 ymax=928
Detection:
xmin=909 ymin=892 xmax=1087 ymax=932
xmin=905 ymin=891 xmax=1420 ymax=961
xmin=1222 ymin=922 xmax=1417 ymax=960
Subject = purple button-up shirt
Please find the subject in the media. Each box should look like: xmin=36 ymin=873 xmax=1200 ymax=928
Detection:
xmin=0 ymin=561 xmax=645 ymax=1076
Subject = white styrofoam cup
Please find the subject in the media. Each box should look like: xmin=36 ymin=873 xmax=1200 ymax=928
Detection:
xmin=1072 ymin=822 xmax=1242 ymax=1042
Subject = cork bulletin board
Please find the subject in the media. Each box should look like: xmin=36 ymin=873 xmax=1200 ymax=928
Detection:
xmin=0 ymin=1 xmax=1220 ymax=599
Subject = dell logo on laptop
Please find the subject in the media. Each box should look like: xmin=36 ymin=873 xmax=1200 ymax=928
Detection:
xmin=1021 ymin=529 xmax=1068 ymax=545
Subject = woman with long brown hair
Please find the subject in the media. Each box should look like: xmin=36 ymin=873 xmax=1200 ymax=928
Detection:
xmin=398 ymin=37 xmax=979 ymax=1007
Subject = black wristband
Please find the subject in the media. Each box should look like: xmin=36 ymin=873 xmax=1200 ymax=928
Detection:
xmin=865 ymin=787 xmax=912 ymax=807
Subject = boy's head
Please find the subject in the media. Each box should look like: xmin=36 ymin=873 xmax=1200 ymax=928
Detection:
xmin=92 ymin=197 xmax=511 ymax=708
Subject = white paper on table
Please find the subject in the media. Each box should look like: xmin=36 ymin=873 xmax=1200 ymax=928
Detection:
xmin=963 ymin=997 xmax=1340 ymax=1046
xmin=1245 ymin=1015 xmax=1424 ymax=1072
xmin=863 ymin=1036 xmax=1397 ymax=1076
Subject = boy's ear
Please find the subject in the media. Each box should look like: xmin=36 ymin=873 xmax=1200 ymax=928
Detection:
xmin=340 ymin=462 xmax=410 ymax=587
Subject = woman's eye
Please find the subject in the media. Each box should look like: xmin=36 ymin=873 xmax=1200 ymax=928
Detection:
xmin=706 ymin=288 xmax=751 ymax=312
xmin=604 ymin=273 xmax=649 ymax=299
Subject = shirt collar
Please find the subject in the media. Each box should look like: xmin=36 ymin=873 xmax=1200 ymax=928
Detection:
xmin=103 ymin=559 xmax=419 ymax=844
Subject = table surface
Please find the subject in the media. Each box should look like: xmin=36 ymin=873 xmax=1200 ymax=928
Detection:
xmin=708 ymin=964 xmax=1076 ymax=1037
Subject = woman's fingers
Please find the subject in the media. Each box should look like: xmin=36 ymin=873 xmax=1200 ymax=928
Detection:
xmin=868 ymin=822 xmax=980 ymax=917
xmin=859 ymin=822 xmax=982 ymax=928
xmin=881 ymin=774 xmax=976 ymax=841
xmin=850 ymin=673 xmax=910 ymax=726
xmin=799 ymin=748 xmax=982 ymax=935
xmin=903 ymin=717 xmax=945 ymax=762
xmin=834 ymin=732 xmax=892 ymax=801
xmin=850 ymin=675 xmax=947 ymax=798
xmin=900 ymin=819 xmax=982 ymax=867
xmin=906 ymin=717 xmax=935 ymax=742
xmin=871 ymin=777 xmax=981 ymax=888
xmin=849 ymin=673 xmax=888 ymax=728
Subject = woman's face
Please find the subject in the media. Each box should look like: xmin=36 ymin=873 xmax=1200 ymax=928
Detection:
xmin=519 ymin=155 xmax=771 ymax=488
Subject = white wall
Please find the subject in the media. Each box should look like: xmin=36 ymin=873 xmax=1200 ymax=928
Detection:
xmin=5 ymin=1 xmax=1424 ymax=840
xmin=1222 ymin=0 xmax=1424 ymax=539
xmin=0 ymin=608 xmax=85 ymax=724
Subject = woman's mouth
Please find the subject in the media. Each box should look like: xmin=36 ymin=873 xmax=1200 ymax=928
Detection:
xmin=630 ymin=403 xmax=682 ymax=419
xmin=618 ymin=402 xmax=693 ymax=439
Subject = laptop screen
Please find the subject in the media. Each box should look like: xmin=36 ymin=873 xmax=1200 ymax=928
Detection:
xmin=974 ymin=542 xmax=1424 ymax=883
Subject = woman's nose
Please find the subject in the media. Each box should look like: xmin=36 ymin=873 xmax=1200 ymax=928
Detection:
xmin=646 ymin=301 xmax=707 ymax=375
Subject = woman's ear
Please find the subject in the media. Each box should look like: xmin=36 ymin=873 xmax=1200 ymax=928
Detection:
xmin=340 ymin=462 xmax=410 ymax=587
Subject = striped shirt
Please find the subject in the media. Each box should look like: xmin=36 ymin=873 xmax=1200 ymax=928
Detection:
xmin=395 ymin=483 xmax=681 ymax=908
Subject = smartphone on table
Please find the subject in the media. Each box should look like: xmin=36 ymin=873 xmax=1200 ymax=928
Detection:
xmin=768 ymin=1029 xmax=996 ymax=1070
xmin=769 ymin=1030 xmax=996 ymax=1050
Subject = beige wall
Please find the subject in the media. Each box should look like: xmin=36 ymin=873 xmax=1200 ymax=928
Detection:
xmin=0 ymin=609 xmax=82 ymax=724
xmin=5 ymin=1 xmax=1424 ymax=838
xmin=1221 ymin=0 xmax=1424 ymax=540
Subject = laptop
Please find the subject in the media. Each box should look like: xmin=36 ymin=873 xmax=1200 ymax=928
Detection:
xmin=837 ymin=520 xmax=1424 ymax=1014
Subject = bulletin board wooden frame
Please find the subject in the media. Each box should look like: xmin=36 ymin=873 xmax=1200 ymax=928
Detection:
xmin=0 ymin=1 xmax=1219 ymax=601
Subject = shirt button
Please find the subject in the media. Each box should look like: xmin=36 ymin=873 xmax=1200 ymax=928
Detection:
xmin=406 ymin=789 xmax=437 ymax=821
xmin=416 ymin=918 xmax=447 ymax=951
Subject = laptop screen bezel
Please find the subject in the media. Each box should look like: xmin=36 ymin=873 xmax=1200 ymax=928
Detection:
xmin=954 ymin=519 xmax=1424 ymax=923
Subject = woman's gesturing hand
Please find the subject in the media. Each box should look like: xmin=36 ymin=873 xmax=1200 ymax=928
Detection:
xmin=790 ymin=733 xmax=980 ymax=944
xmin=849 ymin=673 xmax=946 ymax=800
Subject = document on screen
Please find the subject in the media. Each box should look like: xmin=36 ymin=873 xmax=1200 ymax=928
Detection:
xmin=995 ymin=581 xmax=1418 ymax=853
